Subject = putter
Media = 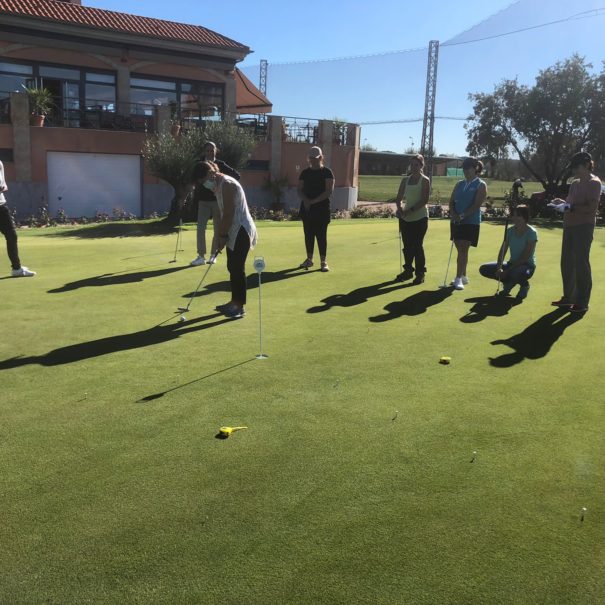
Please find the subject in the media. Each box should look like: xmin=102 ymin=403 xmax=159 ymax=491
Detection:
xmin=398 ymin=226 xmax=403 ymax=275
xmin=177 ymin=250 xmax=220 ymax=313
xmin=439 ymin=238 xmax=455 ymax=289
xmin=169 ymin=218 xmax=183 ymax=263
xmin=495 ymin=216 xmax=510 ymax=295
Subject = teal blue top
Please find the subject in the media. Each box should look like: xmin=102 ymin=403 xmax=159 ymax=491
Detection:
xmin=453 ymin=178 xmax=485 ymax=225
xmin=507 ymin=225 xmax=538 ymax=267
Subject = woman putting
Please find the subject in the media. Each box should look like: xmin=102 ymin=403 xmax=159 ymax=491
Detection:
xmin=394 ymin=154 xmax=430 ymax=284
xmin=192 ymin=161 xmax=257 ymax=319
xmin=479 ymin=205 xmax=537 ymax=300
xmin=190 ymin=141 xmax=241 ymax=267
xmin=448 ymin=157 xmax=487 ymax=290
xmin=297 ymin=146 xmax=334 ymax=272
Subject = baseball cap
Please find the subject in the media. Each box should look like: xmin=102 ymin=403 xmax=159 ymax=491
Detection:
xmin=308 ymin=146 xmax=323 ymax=159
xmin=569 ymin=151 xmax=592 ymax=168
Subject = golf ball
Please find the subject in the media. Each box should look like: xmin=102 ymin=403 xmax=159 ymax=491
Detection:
xmin=179 ymin=315 xmax=186 ymax=322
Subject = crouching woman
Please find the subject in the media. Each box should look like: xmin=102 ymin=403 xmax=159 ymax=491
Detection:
xmin=479 ymin=204 xmax=537 ymax=300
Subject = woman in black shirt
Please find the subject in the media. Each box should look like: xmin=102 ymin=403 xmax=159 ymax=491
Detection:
xmin=297 ymin=146 xmax=335 ymax=272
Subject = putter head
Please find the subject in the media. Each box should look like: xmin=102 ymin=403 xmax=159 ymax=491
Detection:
xmin=177 ymin=307 xmax=189 ymax=313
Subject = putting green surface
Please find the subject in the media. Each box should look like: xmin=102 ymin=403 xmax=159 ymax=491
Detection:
xmin=2 ymin=219 xmax=604 ymax=604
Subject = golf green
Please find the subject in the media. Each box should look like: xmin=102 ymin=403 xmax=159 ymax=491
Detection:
xmin=1 ymin=219 xmax=603 ymax=604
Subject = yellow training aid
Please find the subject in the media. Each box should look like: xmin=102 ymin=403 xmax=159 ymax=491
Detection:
xmin=218 ymin=426 xmax=248 ymax=437
xmin=439 ymin=356 xmax=451 ymax=365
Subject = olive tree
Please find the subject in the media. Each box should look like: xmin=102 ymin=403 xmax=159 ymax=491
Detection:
xmin=143 ymin=121 xmax=256 ymax=223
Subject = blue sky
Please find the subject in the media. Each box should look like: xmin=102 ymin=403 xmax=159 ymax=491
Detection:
xmin=87 ymin=1 xmax=605 ymax=154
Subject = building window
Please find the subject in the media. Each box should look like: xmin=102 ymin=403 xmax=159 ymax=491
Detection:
xmin=130 ymin=75 xmax=224 ymax=119
xmin=130 ymin=77 xmax=176 ymax=115
xmin=0 ymin=62 xmax=33 ymax=121
xmin=85 ymin=72 xmax=116 ymax=112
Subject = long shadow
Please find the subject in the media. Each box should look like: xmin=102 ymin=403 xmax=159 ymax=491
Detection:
xmin=48 ymin=265 xmax=189 ymax=293
xmin=460 ymin=295 xmax=522 ymax=323
xmin=0 ymin=313 xmax=232 ymax=371
xmin=185 ymin=266 xmax=317 ymax=299
xmin=489 ymin=308 xmax=584 ymax=368
xmin=308 ymin=280 xmax=413 ymax=313
xmin=138 ymin=358 xmax=256 ymax=402
xmin=369 ymin=287 xmax=454 ymax=322
xmin=45 ymin=220 xmax=182 ymax=239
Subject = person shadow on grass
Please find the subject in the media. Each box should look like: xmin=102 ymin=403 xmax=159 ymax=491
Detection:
xmin=186 ymin=266 xmax=317 ymax=300
xmin=489 ymin=308 xmax=584 ymax=367
xmin=307 ymin=280 xmax=413 ymax=313
xmin=48 ymin=265 xmax=188 ymax=293
xmin=0 ymin=313 xmax=232 ymax=370
xmin=460 ymin=295 xmax=522 ymax=323
xmin=369 ymin=287 xmax=454 ymax=322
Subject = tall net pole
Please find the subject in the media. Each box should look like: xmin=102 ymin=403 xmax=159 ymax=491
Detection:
xmin=259 ymin=59 xmax=268 ymax=97
xmin=420 ymin=40 xmax=439 ymax=182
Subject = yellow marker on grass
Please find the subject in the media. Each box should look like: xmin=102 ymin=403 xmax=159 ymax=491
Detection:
xmin=218 ymin=426 xmax=248 ymax=438
xmin=439 ymin=356 xmax=451 ymax=365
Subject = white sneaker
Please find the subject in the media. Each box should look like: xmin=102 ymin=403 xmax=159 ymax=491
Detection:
xmin=452 ymin=277 xmax=464 ymax=290
xmin=11 ymin=266 xmax=36 ymax=277
xmin=190 ymin=256 xmax=206 ymax=266
xmin=461 ymin=275 xmax=469 ymax=285
xmin=208 ymin=255 xmax=217 ymax=265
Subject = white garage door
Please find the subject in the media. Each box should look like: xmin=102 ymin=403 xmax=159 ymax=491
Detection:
xmin=48 ymin=152 xmax=142 ymax=218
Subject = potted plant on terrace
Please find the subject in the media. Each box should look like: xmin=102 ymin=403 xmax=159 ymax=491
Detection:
xmin=23 ymin=85 xmax=54 ymax=126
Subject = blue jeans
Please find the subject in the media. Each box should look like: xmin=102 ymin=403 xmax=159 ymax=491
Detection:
xmin=479 ymin=261 xmax=535 ymax=288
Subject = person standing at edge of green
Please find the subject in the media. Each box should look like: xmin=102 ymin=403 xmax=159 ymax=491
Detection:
xmin=0 ymin=160 xmax=36 ymax=277
xmin=448 ymin=157 xmax=487 ymax=290
xmin=549 ymin=151 xmax=602 ymax=314
xmin=297 ymin=146 xmax=334 ymax=272
xmin=394 ymin=153 xmax=430 ymax=284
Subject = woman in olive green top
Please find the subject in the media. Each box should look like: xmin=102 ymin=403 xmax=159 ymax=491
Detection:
xmin=394 ymin=154 xmax=430 ymax=284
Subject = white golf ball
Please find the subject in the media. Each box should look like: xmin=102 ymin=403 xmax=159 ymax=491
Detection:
xmin=179 ymin=315 xmax=186 ymax=322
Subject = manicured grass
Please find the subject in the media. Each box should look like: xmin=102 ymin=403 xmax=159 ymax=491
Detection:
xmin=1 ymin=219 xmax=604 ymax=604
xmin=359 ymin=174 xmax=544 ymax=204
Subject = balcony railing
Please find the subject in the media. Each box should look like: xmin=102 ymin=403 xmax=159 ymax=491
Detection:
xmin=280 ymin=116 xmax=319 ymax=144
xmin=45 ymin=100 xmax=156 ymax=132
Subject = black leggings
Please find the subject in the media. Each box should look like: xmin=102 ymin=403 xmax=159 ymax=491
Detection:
xmin=303 ymin=216 xmax=329 ymax=258
xmin=399 ymin=217 xmax=428 ymax=275
xmin=0 ymin=205 xmax=21 ymax=270
xmin=226 ymin=227 xmax=251 ymax=306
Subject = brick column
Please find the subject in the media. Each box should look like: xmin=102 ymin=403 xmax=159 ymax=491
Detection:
xmin=318 ymin=120 xmax=333 ymax=167
xmin=10 ymin=92 xmax=31 ymax=182
xmin=269 ymin=115 xmax=282 ymax=180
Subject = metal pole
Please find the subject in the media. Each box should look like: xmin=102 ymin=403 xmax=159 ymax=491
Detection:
xmin=256 ymin=272 xmax=268 ymax=359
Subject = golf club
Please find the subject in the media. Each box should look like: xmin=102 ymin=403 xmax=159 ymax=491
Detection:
xmin=177 ymin=250 xmax=220 ymax=313
xmin=495 ymin=215 xmax=510 ymax=295
xmin=398 ymin=225 xmax=403 ymax=276
xmin=169 ymin=218 xmax=183 ymax=263
xmin=439 ymin=237 xmax=455 ymax=289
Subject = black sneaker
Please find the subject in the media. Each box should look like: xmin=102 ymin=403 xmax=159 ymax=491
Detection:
xmin=412 ymin=273 xmax=425 ymax=285
xmin=569 ymin=304 xmax=588 ymax=314
xmin=395 ymin=269 xmax=414 ymax=282
xmin=551 ymin=298 xmax=573 ymax=307
xmin=223 ymin=306 xmax=245 ymax=319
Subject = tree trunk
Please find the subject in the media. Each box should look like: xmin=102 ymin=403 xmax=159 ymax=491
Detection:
xmin=162 ymin=185 xmax=196 ymax=225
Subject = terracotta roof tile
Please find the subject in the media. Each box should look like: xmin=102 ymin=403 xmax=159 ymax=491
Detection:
xmin=0 ymin=0 xmax=249 ymax=51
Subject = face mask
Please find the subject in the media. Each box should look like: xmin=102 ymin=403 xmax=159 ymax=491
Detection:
xmin=203 ymin=179 xmax=215 ymax=191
